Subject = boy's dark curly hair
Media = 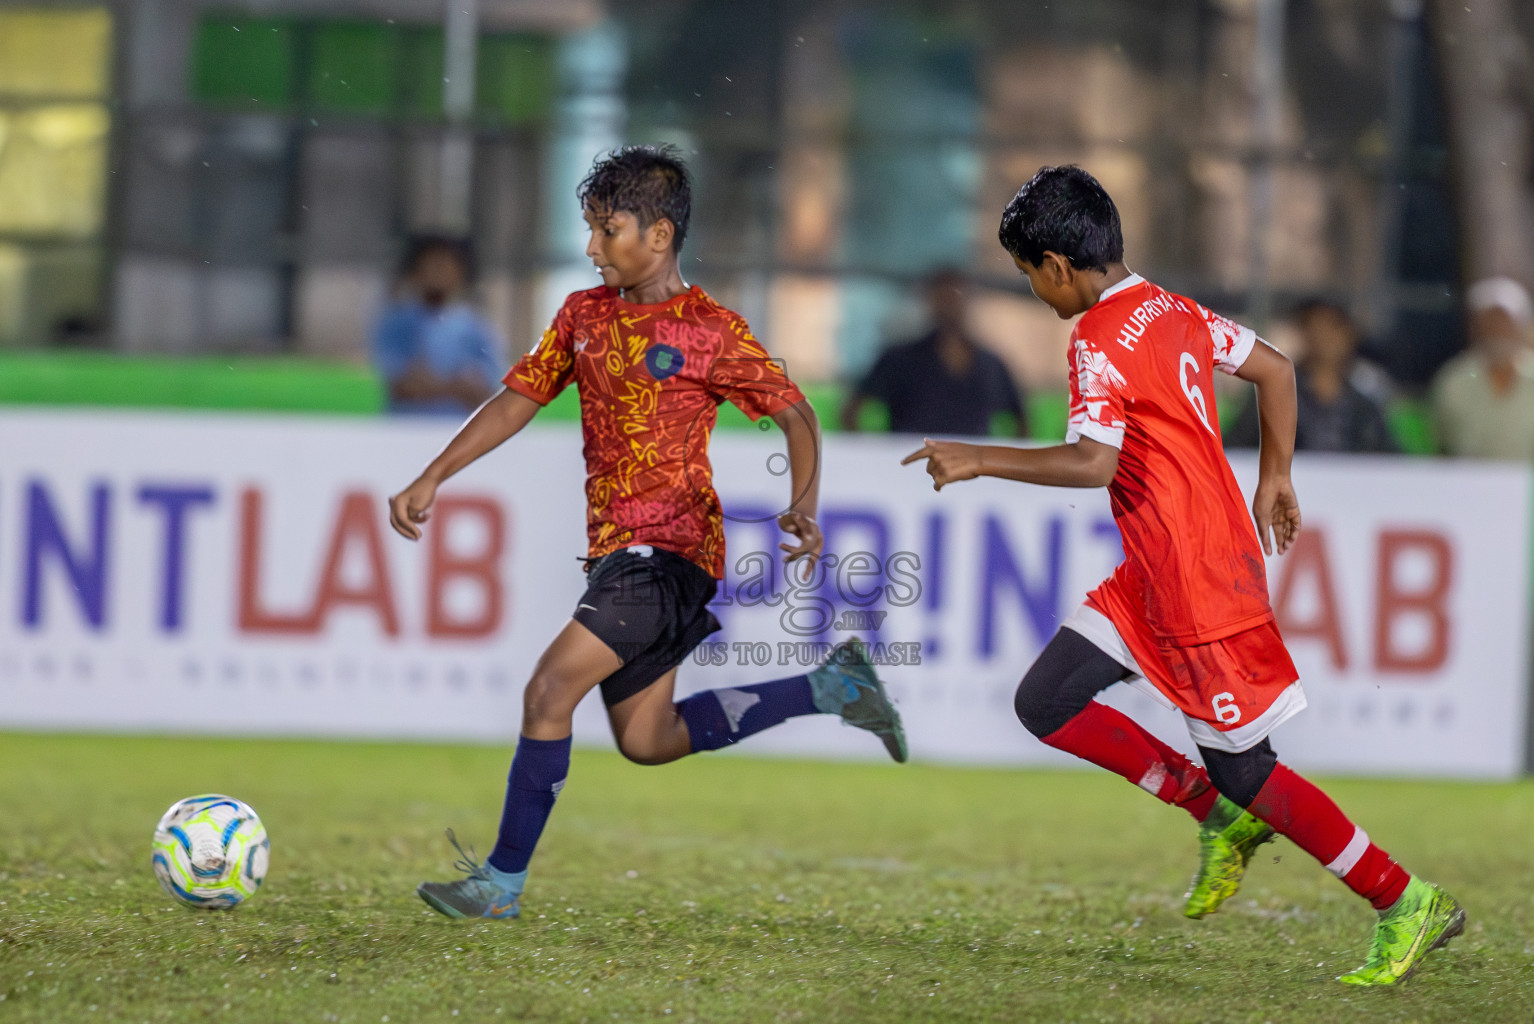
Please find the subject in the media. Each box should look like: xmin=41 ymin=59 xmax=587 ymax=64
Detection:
xmin=577 ymin=144 xmax=693 ymax=252
xmin=998 ymin=165 xmax=1123 ymax=271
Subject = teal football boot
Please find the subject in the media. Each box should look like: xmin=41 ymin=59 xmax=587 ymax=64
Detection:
xmin=416 ymin=830 xmax=526 ymax=920
xmin=808 ymin=639 xmax=908 ymax=763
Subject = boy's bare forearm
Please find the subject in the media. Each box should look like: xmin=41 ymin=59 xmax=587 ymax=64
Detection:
xmin=902 ymin=435 xmax=1117 ymax=491
xmin=1250 ymin=367 xmax=1297 ymax=479
xmin=774 ymin=399 xmax=821 ymax=518
xmin=977 ymin=440 xmax=1118 ymax=488
xmin=1234 ymin=342 xmax=1297 ymax=480
xmin=1255 ymin=380 xmax=1297 ymax=479
xmin=419 ymin=388 xmax=540 ymax=483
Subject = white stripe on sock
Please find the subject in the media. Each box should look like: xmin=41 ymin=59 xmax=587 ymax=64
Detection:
xmin=1324 ymin=826 xmax=1370 ymax=878
xmin=1137 ymin=764 xmax=1168 ymax=797
xmin=714 ymin=688 xmax=761 ymax=733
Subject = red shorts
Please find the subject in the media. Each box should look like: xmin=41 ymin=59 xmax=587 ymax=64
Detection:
xmin=1065 ymin=599 xmax=1306 ymax=753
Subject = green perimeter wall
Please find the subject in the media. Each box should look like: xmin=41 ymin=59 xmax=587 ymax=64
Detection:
xmin=0 ymin=351 xmax=1061 ymax=436
xmin=0 ymin=350 xmax=1436 ymax=450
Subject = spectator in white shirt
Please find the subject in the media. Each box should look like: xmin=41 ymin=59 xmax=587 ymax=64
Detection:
xmin=1432 ymin=277 xmax=1534 ymax=460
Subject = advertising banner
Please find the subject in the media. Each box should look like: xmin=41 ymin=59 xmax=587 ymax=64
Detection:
xmin=1 ymin=410 xmax=1527 ymax=777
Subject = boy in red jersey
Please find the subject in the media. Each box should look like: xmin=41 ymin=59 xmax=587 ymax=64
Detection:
xmin=389 ymin=146 xmax=906 ymax=920
xmin=904 ymin=166 xmax=1463 ymax=986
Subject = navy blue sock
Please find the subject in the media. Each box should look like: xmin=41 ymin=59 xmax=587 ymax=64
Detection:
xmin=677 ymin=675 xmax=818 ymax=752
xmin=487 ymin=734 xmax=571 ymax=874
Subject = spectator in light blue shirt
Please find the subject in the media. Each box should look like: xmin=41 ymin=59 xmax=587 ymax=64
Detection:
xmin=373 ymin=234 xmax=505 ymax=415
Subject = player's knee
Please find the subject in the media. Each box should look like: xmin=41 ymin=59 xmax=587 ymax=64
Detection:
xmin=1199 ymin=740 xmax=1278 ymax=808
xmin=1015 ymin=628 xmax=1124 ymax=740
xmin=615 ymin=733 xmax=669 ymax=766
xmin=522 ymin=670 xmax=576 ymax=729
xmin=1014 ymin=669 xmax=1066 ymax=739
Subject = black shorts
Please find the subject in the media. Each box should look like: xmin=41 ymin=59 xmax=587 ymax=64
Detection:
xmin=572 ymin=545 xmax=722 ymax=706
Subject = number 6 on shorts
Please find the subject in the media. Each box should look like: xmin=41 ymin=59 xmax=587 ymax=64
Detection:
xmin=1211 ymin=691 xmax=1242 ymax=725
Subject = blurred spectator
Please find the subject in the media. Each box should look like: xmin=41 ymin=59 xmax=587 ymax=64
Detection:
xmin=1432 ymin=277 xmax=1534 ymax=460
xmin=1226 ymin=300 xmax=1397 ymax=453
xmin=372 ymin=234 xmax=505 ymax=416
xmin=840 ymin=269 xmax=1027 ymax=437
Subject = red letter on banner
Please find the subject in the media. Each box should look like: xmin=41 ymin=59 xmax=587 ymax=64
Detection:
xmin=427 ymin=496 xmax=506 ymax=638
xmin=310 ymin=491 xmax=401 ymax=636
xmin=1374 ymin=530 xmax=1453 ymax=672
xmin=237 ymin=488 xmax=315 ymax=633
xmin=1271 ymin=527 xmax=1348 ymax=670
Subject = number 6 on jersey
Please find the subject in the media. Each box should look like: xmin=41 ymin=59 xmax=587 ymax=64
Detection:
xmin=1211 ymin=691 xmax=1241 ymax=725
xmin=1180 ymin=352 xmax=1215 ymax=435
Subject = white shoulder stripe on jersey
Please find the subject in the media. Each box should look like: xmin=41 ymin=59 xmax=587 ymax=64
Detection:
xmin=1066 ymin=418 xmax=1125 ymax=450
xmin=1215 ymin=326 xmax=1260 ymax=375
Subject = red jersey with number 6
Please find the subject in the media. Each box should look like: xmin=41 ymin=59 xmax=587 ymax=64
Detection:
xmin=1068 ymin=274 xmax=1273 ymax=646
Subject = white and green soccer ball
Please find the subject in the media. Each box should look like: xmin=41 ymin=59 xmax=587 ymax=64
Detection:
xmin=151 ymin=794 xmax=269 ymax=909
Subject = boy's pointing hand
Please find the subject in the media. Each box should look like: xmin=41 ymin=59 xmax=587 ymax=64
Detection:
xmin=901 ymin=439 xmax=982 ymax=491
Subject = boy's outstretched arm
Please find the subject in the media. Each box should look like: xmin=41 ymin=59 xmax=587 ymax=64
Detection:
xmin=901 ymin=436 xmax=1119 ymax=491
xmin=771 ymin=398 xmax=823 ymax=564
xmin=388 ymin=388 xmax=543 ymax=540
xmin=1233 ymin=340 xmax=1301 ymax=555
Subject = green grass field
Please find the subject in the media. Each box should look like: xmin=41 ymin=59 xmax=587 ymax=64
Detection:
xmin=1 ymin=734 xmax=1530 ymax=1023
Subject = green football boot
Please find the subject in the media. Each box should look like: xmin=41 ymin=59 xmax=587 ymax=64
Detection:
xmin=416 ymin=830 xmax=526 ymax=920
xmin=1183 ymin=795 xmax=1276 ymax=918
xmin=808 ymin=639 xmax=908 ymax=763
xmin=1337 ymin=877 xmax=1465 ymax=986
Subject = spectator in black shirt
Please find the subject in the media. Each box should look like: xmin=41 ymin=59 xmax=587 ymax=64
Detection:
xmin=841 ymin=269 xmax=1028 ymax=437
xmin=1226 ymin=299 xmax=1397 ymax=453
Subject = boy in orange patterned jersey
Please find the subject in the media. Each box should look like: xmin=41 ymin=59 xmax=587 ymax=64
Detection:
xmin=389 ymin=145 xmax=906 ymax=920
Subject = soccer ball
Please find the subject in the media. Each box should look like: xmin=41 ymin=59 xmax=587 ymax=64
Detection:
xmin=151 ymin=794 xmax=269 ymax=909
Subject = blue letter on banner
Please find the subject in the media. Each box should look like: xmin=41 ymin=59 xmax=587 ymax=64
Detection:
xmin=978 ymin=513 xmax=1063 ymax=656
xmin=23 ymin=480 xmax=111 ymax=630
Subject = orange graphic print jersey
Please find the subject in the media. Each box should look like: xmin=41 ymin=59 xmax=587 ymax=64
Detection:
xmin=1069 ymin=274 xmax=1274 ymax=646
xmin=504 ymin=285 xmax=805 ymax=578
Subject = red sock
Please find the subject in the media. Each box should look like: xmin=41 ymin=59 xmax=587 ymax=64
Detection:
xmin=1042 ymin=701 xmax=1217 ymax=822
xmin=1248 ymin=763 xmax=1410 ymax=910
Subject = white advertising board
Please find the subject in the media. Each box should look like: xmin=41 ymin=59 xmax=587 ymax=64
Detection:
xmin=0 ymin=409 xmax=1528 ymax=777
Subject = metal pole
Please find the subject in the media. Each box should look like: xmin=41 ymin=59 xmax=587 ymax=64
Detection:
xmin=441 ymin=0 xmax=479 ymax=233
xmin=1248 ymin=0 xmax=1284 ymax=332
xmin=1427 ymin=0 xmax=1534 ymax=286
xmin=1373 ymin=0 xmax=1422 ymax=339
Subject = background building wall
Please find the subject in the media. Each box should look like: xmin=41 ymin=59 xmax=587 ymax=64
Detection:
xmin=0 ymin=0 xmax=1523 ymax=399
